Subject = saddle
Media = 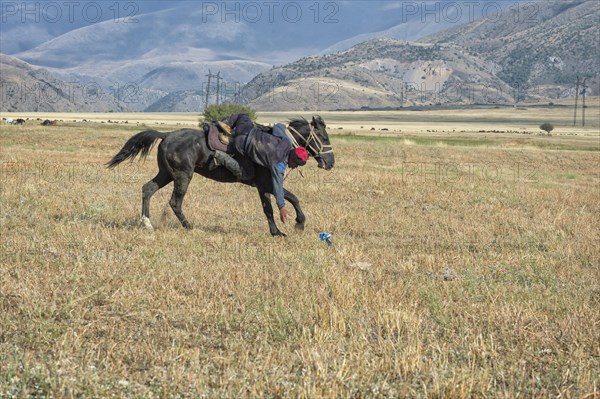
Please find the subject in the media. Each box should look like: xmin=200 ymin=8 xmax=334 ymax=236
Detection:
xmin=206 ymin=122 xmax=273 ymax=154
xmin=206 ymin=122 xmax=235 ymax=154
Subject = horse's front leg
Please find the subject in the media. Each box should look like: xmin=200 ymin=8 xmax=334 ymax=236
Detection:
xmin=257 ymin=189 xmax=285 ymax=237
xmin=283 ymin=189 xmax=305 ymax=232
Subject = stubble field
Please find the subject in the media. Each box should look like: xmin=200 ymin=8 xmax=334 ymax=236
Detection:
xmin=1 ymin=104 xmax=599 ymax=398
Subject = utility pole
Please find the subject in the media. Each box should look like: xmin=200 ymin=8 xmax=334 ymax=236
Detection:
xmin=205 ymin=69 xmax=212 ymax=108
xmin=204 ymin=70 xmax=223 ymax=108
xmin=215 ymin=72 xmax=223 ymax=105
xmin=581 ymin=78 xmax=587 ymax=127
xmin=573 ymin=76 xmax=580 ymax=126
xmin=231 ymin=85 xmax=245 ymax=104
xmin=400 ymin=81 xmax=405 ymax=108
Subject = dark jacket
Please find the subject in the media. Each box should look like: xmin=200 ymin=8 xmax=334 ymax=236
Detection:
xmin=226 ymin=114 xmax=292 ymax=209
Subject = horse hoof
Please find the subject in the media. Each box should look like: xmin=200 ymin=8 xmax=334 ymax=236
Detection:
xmin=295 ymin=222 xmax=305 ymax=232
xmin=141 ymin=216 xmax=154 ymax=231
xmin=272 ymin=231 xmax=287 ymax=238
xmin=183 ymin=222 xmax=193 ymax=230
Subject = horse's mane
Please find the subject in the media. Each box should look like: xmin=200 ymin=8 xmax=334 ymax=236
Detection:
xmin=290 ymin=116 xmax=308 ymax=125
xmin=289 ymin=117 xmax=309 ymax=129
xmin=254 ymin=118 xmax=308 ymax=133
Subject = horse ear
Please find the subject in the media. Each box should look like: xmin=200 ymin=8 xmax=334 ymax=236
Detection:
xmin=312 ymin=116 xmax=325 ymax=128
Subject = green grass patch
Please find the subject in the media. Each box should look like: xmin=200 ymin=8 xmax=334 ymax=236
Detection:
xmin=335 ymin=134 xmax=495 ymax=147
xmin=530 ymin=141 xmax=600 ymax=152
xmin=334 ymin=134 xmax=599 ymax=151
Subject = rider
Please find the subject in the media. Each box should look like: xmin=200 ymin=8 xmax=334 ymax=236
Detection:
xmin=212 ymin=113 xmax=309 ymax=224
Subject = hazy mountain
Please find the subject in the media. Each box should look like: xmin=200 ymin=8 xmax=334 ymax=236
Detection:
xmin=5 ymin=1 xmax=466 ymax=63
xmin=0 ymin=54 xmax=128 ymax=112
xmin=144 ymin=90 xmax=204 ymax=112
xmin=5 ymin=1 xmax=497 ymax=99
xmin=10 ymin=2 xmax=414 ymax=69
xmin=2 ymin=0 xmax=596 ymax=112
xmin=136 ymin=60 xmax=270 ymax=92
xmin=0 ymin=2 xmax=185 ymax=54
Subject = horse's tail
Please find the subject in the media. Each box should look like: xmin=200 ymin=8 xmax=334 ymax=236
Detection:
xmin=106 ymin=130 xmax=168 ymax=168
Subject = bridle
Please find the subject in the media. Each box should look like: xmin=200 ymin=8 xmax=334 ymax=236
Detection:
xmin=286 ymin=123 xmax=334 ymax=158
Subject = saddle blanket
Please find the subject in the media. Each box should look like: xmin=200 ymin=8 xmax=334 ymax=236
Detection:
xmin=207 ymin=123 xmax=235 ymax=153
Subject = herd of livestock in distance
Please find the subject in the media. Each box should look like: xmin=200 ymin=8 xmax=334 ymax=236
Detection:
xmin=3 ymin=117 xmax=59 ymax=126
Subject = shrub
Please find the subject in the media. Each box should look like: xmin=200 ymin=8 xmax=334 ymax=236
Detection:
xmin=200 ymin=104 xmax=256 ymax=126
xmin=540 ymin=123 xmax=555 ymax=135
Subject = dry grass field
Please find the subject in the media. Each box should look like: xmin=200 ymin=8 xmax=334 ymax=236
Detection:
xmin=1 ymin=105 xmax=599 ymax=398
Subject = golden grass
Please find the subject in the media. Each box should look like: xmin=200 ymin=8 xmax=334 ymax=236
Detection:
xmin=1 ymin=113 xmax=599 ymax=398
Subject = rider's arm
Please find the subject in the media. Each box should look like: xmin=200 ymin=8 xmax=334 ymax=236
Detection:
xmin=271 ymin=162 xmax=287 ymax=209
xmin=224 ymin=113 xmax=254 ymax=136
xmin=272 ymin=123 xmax=291 ymax=143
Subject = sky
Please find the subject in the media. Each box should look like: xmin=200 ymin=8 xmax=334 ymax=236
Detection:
xmin=1 ymin=0 xmax=513 ymax=58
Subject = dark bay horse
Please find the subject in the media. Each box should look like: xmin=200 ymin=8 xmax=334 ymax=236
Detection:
xmin=107 ymin=117 xmax=335 ymax=236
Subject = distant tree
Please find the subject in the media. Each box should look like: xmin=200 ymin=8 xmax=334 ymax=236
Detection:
xmin=200 ymin=104 xmax=256 ymax=126
xmin=540 ymin=123 xmax=555 ymax=135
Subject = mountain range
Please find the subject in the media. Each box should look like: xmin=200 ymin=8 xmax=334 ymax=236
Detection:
xmin=245 ymin=0 xmax=599 ymax=110
xmin=1 ymin=0 xmax=597 ymax=112
xmin=0 ymin=54 xmax=128 ymax=112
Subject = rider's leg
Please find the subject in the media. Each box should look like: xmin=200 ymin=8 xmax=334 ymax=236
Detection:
xmin=213 ymin=150 xmax=242 ymax=180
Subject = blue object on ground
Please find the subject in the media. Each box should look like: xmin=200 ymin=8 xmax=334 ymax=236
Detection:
xmin=319 ymin=233 xmax=333 ymax=247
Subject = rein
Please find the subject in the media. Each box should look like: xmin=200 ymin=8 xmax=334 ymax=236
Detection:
xmin=286 ymin=124 xmax=334 ymax=157
xmin=283 ymin=167 xmax=304 ymax=182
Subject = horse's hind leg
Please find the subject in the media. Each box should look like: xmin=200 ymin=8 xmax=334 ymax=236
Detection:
xmin=141 ymin=169 xmax=172 ymax=230
xmin=169 ymin=171 xmax=193 ymax=229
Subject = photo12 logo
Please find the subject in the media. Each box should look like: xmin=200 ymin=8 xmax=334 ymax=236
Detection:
xmin=0 ymin=161 xmax=143 ymax=185
xmin=401 ymin=162 xmax=539 ymax=185
xmin=398 ymin=1 xmax=540 ymax=24
xmin=1 ymin=1 xmax=139 ymax=24
xmin=200 ymin=1 xmax=339 ymax=23
xmin=1 ymin=81 xmax=140 ymax=106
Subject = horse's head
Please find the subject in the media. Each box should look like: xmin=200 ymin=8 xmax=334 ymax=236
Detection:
xmin=289 ymin=116 xmax=335 ymax=170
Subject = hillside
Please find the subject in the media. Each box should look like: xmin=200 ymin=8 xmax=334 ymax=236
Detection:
xmin=10 ymin=2 xmax=402 ymax=97
xmin=245 ymin=39 xmax=514 ymax=111
xmin=144 ymin=90 xmax=204 ymax=112
xmin=19 ymin=40 xmax=271 ymax=111
xmin=320 ymin=0 xmax=507 ymax=55
xmin=0 ymin=54 xmax=128 ymax=112
xmin=136 ymin=60 xmax=269 ymax=92
xmin=422 ymin=0 xmax=600 ymax=98
xmin=9 ymin=4 xmax=275 ymax=110
xmin=3 ymin=0 xmax=596 ymax=112
xmin=244 ymin=0 xmax=599 ymax=111
xmin=5 ymin=1 xmax=514 ymax=112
